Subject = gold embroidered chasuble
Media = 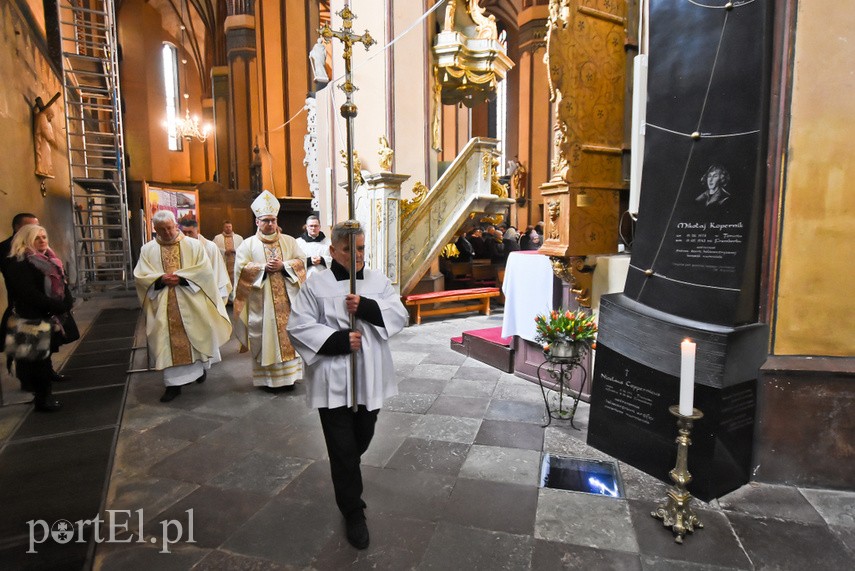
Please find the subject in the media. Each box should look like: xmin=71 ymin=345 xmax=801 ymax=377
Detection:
xmin=133 ymin=234 xmax=232 ymax=371
xmin=233 ymin=231 xmax=306 ymax=371
xmin=160 ymin=241 xmax=192 ymax=365
xmin=224 ymin=235 xmax=236 ymax=284
xmin=214 ymin=232 xmax=243 ymax=287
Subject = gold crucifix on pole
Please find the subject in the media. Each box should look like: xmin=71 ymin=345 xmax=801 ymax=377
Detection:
xmin=319 ymin=4 xmax=375 ymax=411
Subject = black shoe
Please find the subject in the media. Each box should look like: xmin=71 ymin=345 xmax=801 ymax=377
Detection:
xmin=160 ymin=386 xmax=182 ymax=402
xmin=34 ymin=397 xmax=62 ymax=412
xmin=53 ymin=374 xmax=71 ymax=383
xmin=345 ymin=513 xmax=369 ymax=550
xmin=281 ymin=384 xmax=296 ymax=392
xmin=195 ymin=371 xmax=207 ymax=384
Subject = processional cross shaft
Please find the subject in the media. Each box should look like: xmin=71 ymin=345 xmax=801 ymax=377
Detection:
xmin=319 ymin=4 xmax=375 ymax=411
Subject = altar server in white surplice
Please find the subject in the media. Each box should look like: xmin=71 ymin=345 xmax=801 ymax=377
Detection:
xmin=212 ymin=220 xmax=243 ymax=298
xmin=179 ymin=219 xmax=232 ymax=304
xmin=287 ymin=221 xmax=408 ymax=550
xmin=233 ymin=190 xmax=307 ymax=392
xmin=295 ymin=215 xmax=332 ymax=276
xmin=134 ymin=210 xmax=232 ymax=403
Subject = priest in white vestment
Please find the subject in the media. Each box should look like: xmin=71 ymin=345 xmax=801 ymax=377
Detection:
xmin=179 ymin=219 xmax=232 ymax=303
xmin=287 ymin=221 xmax=408 ymax=549
xmin=213 ymin=221 xmax=243 ymax=299
xmin=233 ymin=191 xmax=307 ymax=391
xmin=134 ymin=210 xmax=232 ymax=403
xmin=295 ymin=214 xmax=332 ymax=276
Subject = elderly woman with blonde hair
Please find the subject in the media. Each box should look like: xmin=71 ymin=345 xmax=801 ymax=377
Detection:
xmin=4 ymin=224 xmax=75 ymax=411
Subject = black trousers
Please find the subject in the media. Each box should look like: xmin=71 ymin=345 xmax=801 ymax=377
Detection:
xmin=16 ymin=358 xmax=54 ymax=401
xmin=318 ymin=405 xmax=379 ymax=518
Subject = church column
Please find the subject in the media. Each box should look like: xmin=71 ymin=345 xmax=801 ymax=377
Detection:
xmin=211 ymin=66 xmax=230 ymax=185
xmin=224 ymin=4 xmax=260 ymax=190
xmin=254 ymin=0 xmax=312 ymax=197
xmin=357 ymin=172 xmax=409 ymax=294
xmin=515 ymin=6 xmax=550 ymax=228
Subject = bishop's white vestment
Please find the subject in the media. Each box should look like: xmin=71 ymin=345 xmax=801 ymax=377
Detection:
xmin=233 ymin=231 xmax=307 ymax=387
xmin=287 ymin=264 xmax=409 ymax=411
xmin=134 ymin=234 xmax=232 ymax=386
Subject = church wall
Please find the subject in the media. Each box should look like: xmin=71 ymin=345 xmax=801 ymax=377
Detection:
xmin=118 ymin=0 xmax=203 ymax=186
xmin=0 ymin=0 xmax=74 ymax=309
xmin=774 ymin=1 xmax=855 ymax=357
xmin=393 ymin=0 xmax=431 ymax=192
xmin=516 ymin=7 xmax=550 ymax=229
xmin=256 ymin=0 xmax=311 ymax=198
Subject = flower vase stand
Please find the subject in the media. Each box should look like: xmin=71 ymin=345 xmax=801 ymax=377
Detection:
xmin=536 ymin=354 xmax=587 ymax=429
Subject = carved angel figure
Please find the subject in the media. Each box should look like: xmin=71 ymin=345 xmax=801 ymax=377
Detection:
xmin=378 ymin=136 xmax=394 ymax=171
xmin=469 ymin=0 xmax=498 ymax=40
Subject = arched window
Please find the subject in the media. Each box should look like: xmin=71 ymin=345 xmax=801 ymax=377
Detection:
xmin=162 ymin=43 xmax=182 ymax=151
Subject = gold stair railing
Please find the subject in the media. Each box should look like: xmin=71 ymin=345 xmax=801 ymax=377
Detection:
xmin=399 ymin=137 xmax=512 ymax=295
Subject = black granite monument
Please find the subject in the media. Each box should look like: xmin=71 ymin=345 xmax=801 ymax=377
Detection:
xmin=587 ymin=0 xmax=772 ymax=500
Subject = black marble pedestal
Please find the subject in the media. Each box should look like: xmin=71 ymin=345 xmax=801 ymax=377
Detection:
xmin=587 ymin=294 xmax=768 ymax=501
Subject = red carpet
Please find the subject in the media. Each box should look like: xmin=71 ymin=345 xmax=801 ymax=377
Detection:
xmin=461 ymin=327 xmax=512 ymax=347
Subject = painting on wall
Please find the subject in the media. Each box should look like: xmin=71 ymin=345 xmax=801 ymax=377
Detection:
xmin=144 ymin=185 xmax=199 ymax=239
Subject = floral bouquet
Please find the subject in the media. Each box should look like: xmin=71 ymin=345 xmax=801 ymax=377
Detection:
xmin=534 ymin=308 xmax=598 ymax=353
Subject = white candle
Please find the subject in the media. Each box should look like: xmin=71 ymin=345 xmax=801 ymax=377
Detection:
xmin=679 ymin=339 xmax=696 ymax=416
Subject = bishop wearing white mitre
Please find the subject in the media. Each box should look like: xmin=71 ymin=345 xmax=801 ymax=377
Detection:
xmin=233 ymin=190 xmax=307 ymax=391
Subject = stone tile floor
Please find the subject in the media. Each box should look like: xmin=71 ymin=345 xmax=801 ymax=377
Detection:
xmin=3 ymin=300 xmax=854 ymax=569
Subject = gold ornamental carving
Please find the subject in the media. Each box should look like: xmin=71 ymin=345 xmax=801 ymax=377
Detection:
xmin=538 ymin=1 xmax=626 ymax=261
xmin=401 ymin=181 xmax=428 ymax=220
xmin=339 ymin=149 xmax=364 ymax=185
xmin=482 ymin=153 xmax=508 ymax=198
xmin=377 ymin=136 xmax=393 ymax=171
xmin=547 ymin=199 xmax=561 ymax=239
xmin=431 ymin=66 xmax=443 ymax=152
xmin=550 ymin=255 xmax=596 ymax=307
xmin=544 ymin=0 xmax=626 ymax=185
xmin=479 ymin=214 xmax=504 ymax=226
xmin=433 ymin=0 xmax=513 ymax=107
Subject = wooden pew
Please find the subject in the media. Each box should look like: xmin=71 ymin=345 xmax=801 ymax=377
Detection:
xmin=403 ymin=287 xmax=500 ymax=325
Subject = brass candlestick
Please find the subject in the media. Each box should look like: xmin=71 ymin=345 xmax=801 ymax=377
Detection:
xmin=652 ymin=405 xmax=704 ymax=543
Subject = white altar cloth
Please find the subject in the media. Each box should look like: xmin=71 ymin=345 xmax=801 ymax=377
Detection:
xmin=501 ymin=251 xmax=554 ymax=343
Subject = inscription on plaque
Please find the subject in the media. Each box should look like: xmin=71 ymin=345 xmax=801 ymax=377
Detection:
xmin=601 ymin=373 xmax=661 ymax=426
xmin=673 ymin=221 xmax=744 ymax=275
xmin=719 ymin=386 xmax=755 ymax=433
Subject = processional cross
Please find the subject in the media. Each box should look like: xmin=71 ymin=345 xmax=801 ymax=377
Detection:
xmin=319 ymin=4 xmax=375 ymax=411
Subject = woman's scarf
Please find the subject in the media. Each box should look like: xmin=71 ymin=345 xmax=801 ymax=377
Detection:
xmin=26 ymin=248 xmax=65 ymax=300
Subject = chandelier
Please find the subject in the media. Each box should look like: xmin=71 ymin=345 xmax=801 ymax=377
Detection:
xmin=173 ymin=93 xmax=210 ymax=142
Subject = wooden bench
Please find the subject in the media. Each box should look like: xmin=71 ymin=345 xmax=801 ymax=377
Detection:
xmin=403 ymin=287 xmax=501 ymax=325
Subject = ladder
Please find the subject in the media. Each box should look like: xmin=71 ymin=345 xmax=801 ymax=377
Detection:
xmin=57 ymin=0 xmax=133 ymax=297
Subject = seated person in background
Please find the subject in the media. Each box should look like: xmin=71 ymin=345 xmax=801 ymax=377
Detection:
xmin=469 ymin=228 xmax=489 ymax=259
xmin=484 ymin=225 xmax=505 ymax=263
xmin=454 ymin=233 xmax=473 ymax=262
xmin=523 ymin=228 xmax=543 ymax=251
xmin=503 ymin=227 xmax=520 ymax=255
xmin=519 ymin=226 xmax=534 ymax=250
